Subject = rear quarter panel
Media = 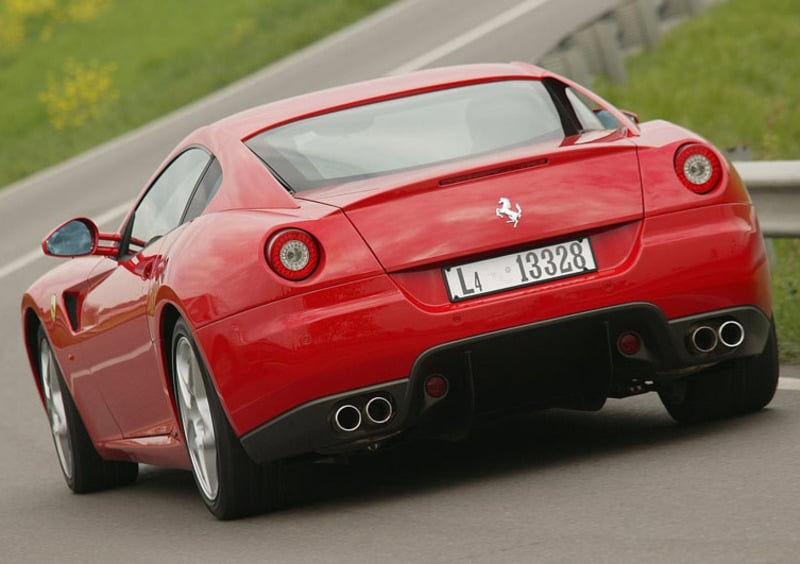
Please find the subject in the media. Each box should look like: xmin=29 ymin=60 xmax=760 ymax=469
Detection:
xmin=635 ymin=120 xmax=751 ymax=216
xmin=151 ymin=202 xmax=387 ymax=428
xmin=155 ymin=202 xmax=384 ymax=331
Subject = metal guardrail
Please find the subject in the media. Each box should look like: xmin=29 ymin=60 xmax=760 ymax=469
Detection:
xmin=534 ymin=0 xmax=800 ymax=239
xmin=537 ymin=0 xmax=726 ymax=87
xmin=735 ymin=161 xmax=800 ymax=238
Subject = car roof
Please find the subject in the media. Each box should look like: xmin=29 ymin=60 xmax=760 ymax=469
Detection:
xmin=215 ymin=62 xmax=549 ymax=140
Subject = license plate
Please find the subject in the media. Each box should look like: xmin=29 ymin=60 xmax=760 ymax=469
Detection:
xmin=443 ymin=238 xmax=597 ymax=301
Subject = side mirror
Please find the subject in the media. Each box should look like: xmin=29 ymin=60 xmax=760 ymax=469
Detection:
xmin=620 ymin=110 xmax=640 ymax=124
xmin=42 ymin=218 xmax=119 ymax=258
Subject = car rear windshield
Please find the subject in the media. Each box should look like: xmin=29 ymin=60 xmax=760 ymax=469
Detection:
xmin=246 ymin=80 xmax=582 ymax=191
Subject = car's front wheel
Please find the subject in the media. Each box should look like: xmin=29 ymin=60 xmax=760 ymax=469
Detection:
xmin=38 ymin=327 xmax=138 ymax=492
xmin=172 ymin=319 xmax=284 ymax=519
xmin=657 ymin=321 xmax=779 ymax=424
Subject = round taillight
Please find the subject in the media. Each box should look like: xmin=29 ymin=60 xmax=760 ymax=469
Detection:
xmin=266 ymin=229 xmax=320 ymax=281
xmin=674 ymin=144 xmax=723 ymax=194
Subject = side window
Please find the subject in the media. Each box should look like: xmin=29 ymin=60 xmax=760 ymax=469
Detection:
xmin=129 ymin=148 xmax=211 ymax=250
xmin=565 ymin=87 xmax=615 ymax=131
xmin=183 ymin=158 xmax=222 ymax=223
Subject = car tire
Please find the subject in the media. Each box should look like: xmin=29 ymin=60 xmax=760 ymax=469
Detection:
xmin=38 ymin=327 xmax=138 ymax=493
xmin=734 ymin=320 xmax=779 ymax=415
xmin=657 ymin=320 xmax=779 ymax=424
xmin=172 ymin=319 xmax=285 ymax=520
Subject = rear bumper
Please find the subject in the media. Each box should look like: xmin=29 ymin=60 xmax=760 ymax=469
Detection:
xmin=194 ymin=201 xmax=771 ymax=458
xmin=240 ymin=303 xmax=772 ymax=463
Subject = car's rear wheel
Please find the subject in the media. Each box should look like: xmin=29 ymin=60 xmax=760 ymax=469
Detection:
xmin=734 ymin=321 xmax=779 ymax=414
xmin=172 ymin=319 xmax=284 ymax=519
xmin=657 ymin=320 xmax=779 ymax=423
xmin=38 ymin=328 xmax=138 ymax=492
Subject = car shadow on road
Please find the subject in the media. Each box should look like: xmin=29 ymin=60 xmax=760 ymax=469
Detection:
xmin=278 ymin=395 xmax=785 ymax=512
xmin=126 ymin=394 xmax=786 ymax=518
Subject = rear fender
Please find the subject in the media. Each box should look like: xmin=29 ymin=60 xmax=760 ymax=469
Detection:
xmin=154 ymin=203 xmax=384 ymax=330
xmin=636 ymin=120 xmax=750 ymax=217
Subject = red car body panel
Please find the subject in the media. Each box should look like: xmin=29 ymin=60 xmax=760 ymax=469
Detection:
xmin=196 ymin=201 xmax=769 ymax=436
xmin=21 ymin=63 xmax=772 ymax=470
xmin=306 ymin=134 xmax=643 ymax=272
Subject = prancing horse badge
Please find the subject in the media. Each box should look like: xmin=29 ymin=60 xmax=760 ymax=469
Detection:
xmin=496 ymin=197 xmax=522 ymax=228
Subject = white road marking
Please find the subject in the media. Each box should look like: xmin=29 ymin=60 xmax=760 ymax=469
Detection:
xmin=779 ymin=377 xmax=800 ymax=391
xmin=0 ymin=249 xmax=43 ymax=282
xmin=92 ymin=200 xmax=136 ymax=228
xmin=0 ymin=200 xmax=132 ymax=281
xmin=390 ymin=0 xmax=549 ymax=74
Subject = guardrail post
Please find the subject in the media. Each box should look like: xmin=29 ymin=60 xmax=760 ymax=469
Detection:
xmin=616 ymin=0 xmax=661 ymax=49
xmin=661 ymin=0 xmax=705 ymax=17
xmin=537 ymin=46 xmax=592 ymax=86
xmin=571 ymin=20 xmax=627 ymax=84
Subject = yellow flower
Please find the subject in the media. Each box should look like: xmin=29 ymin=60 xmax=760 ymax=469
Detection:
xmin=66 ymin=0 xmax=111 ymax=22
xmin=1 ymin=0 xmax=112 ymax=52
xmin=5 ymin=0 xmax=57 ymax=19
xmin=0 ymin=15 xmax=25 ymax=51
xmin=39 ymin=58 xmax=120 ymax=130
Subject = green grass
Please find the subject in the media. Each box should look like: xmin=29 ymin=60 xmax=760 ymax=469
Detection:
xmin=772 ymin=239 xmax=800 ymax=362
xmin=595 ymin=0 xmax=800 ymax=363
xmin=0 ymin=0 xmax=393 ymax=187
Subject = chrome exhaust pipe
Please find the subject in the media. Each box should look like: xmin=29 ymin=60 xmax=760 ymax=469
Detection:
xmin=718 ymin=320 xmax=745 ymax=348
xmin=365 ymin=396 xmax=393 ymax=425
xmin=690 ymin=325 xmax=718 ymax=353
xmin=333 ymin=404 xmax=361 ymax=432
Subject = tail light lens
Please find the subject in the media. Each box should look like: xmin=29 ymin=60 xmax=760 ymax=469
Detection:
xmin=266 ymin=229 xmax=320 ymax=281
xmin=674 ymin=143 xmax=723 ymax=194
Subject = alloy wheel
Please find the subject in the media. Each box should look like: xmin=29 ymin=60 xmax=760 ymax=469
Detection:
xmin=175 ymin=335 xmax=219 ymax=501
xmin=40 ymin=339 xmax=73 ymax=480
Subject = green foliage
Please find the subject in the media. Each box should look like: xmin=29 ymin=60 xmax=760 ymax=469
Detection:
xmin=597 ymin=0 xmax=800 ymax=160
xmin=39 ymin=59 xmax=119 ymax=129
xmin=0 ymin=0 xmax=392 ymax=186
xmin=595 ymin=0 xmax=800 ymax=363
xmin=772 ymin=239 xmax=800 ymax=362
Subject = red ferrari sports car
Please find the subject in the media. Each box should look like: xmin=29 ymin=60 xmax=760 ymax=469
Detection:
xmin=22 ymin=62 xmax=777 ymax=519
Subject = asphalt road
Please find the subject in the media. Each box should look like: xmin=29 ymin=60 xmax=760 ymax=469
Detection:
xmin=2 ymin=0 xmax=799 ymax=562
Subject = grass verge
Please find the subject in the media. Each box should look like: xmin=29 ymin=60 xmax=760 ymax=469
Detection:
xmin=0 ymin=0 xmax=393 ymax=188
xmin=595 ymin=0 xmax=800 ymax=363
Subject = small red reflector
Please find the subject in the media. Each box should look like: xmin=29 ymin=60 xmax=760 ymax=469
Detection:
xmin=425 ymin=374 xmax=449 ymax=398
xmin=617 ymin=332 xmax=641 ymax=356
